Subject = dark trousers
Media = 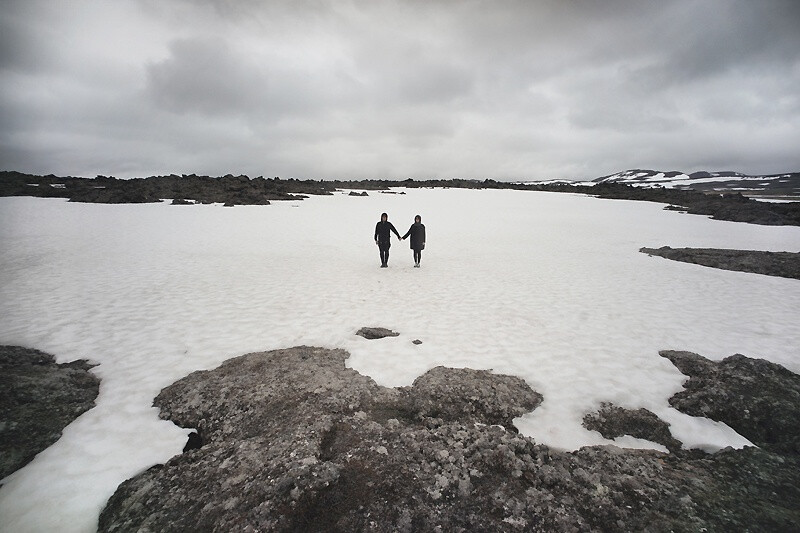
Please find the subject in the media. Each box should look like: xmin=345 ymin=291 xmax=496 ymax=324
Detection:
xmin=413 ymin=249 xmax=421 ymax=264
xmin=379 ymin=243 xmax=390 ymax=266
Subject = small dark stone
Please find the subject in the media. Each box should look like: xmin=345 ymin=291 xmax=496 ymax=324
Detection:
xmin=412 ymin=339 xmax=422 ymax=345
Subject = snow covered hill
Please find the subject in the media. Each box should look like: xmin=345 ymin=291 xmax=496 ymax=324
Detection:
xmin=589 ymin=169 xmax=800 ymax=200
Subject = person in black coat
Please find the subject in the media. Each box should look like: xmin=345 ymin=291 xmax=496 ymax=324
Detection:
xmin=402 ymin=214 xmax=426 ymax=267
xmin=374 ymin=212 xmax=401 ymax=267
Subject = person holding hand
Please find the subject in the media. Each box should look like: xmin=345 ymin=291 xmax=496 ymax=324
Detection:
xmin=374 ymin=212 xmax=401 ymax=268
xmin=402 ymin=214 xmax=426 ymax=268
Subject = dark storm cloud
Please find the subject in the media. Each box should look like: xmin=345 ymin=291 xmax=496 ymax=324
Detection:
xmin=1 ymin=0 xmax=798 ymax=179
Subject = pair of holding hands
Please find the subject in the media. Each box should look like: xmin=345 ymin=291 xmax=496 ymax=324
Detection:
xmin=375 ymin=237 xmax=414 ymax=244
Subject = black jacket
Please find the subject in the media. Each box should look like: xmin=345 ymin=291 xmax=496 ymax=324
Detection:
xmin=374 ymin=220 xmax=401 ymax=245
xmin=402 ymin=223 xmax=426 ymax=250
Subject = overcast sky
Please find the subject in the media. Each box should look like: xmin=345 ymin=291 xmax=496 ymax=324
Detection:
xmin=1 ymin=0 xmax=799 ymax=180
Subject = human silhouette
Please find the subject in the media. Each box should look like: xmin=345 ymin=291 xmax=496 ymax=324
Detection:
xmin=374 ymin=212 xmax=401 ymax=267
xmin=402 ymin=215 xmax=426 ymax=267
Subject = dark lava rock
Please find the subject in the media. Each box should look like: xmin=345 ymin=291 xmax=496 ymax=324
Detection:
xmin=348 ymin=191 xmax=369 ymax=196
xmin=0 ymin=345 xmax=100 ymax=479
xmin=356 ymin=327 xmax=399 ymax=340
xmin=662 ymin=350 xmax=800 ymax=456
xmin=408 ymin=367 xmax=542 ymax=430
xmin=641 ymin=246 xmax=800 ymax=279
xmin=100 ymin=346 xmax=800 ymax=532
xmin=171 ymin=198 xmax=194 ymax=205
xmin=583 ymin=403 xmax=683 ymax=453
xmin=412 ymin=339 xmax=422 ymax=345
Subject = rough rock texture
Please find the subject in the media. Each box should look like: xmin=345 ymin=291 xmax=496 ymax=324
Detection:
xmin=582 ymin=403 xmax=683 ymax=453
xmin=662 ymin=350 xmax=800 ymax=456
xmin=355 ymin=327 xmax=399 ymax=340
xmin=100 ymin=346 xmax=800 ymax=532
xmin=0 ymin=345 xmax=100 ymax=480
xmin=641 ymin=246 xmax=800 ymax=279
xmin=405 ymin=366 xmax=542 ymax=430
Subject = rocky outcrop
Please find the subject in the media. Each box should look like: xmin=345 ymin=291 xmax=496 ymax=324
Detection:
xmin=99 ymin=346 xmax=800 ymax=532
xmin=641 ymin=246 xmax=800 ymax=279
xmin=0 ymin=345 xmax=100 ymax=480
xmin=583 ymin=403 xmax=683 ymax=452
xmin=661 ymin=350 xmax=800 ymax=456
xmin=356 ymin=327 xmax=399 ymax=340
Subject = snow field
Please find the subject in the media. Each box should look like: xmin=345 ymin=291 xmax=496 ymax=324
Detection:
xmin=0 ymin=189 xmax=799 ymax=532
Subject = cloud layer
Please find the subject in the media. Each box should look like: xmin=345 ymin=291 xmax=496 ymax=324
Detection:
xmin=1 ymin=0 xmax=799 ymax=179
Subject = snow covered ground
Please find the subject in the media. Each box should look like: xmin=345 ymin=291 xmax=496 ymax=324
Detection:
xmin=1 ymin=188 xmax=799 ymax=532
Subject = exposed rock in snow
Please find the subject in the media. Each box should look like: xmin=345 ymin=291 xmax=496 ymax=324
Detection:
xmin=356 ymin=327 xmax=400 ymax=340
xmin=404 ymin=366 xmax=542 ymax=430
xmin=640 ymin=247 xmax=800 ymax=279
xmin=662 ymin=350 xmax=800 ymax=456
xmin=583 ymin=403 xmax=683 ymax=453
xmin=0 ymin=345 xmax=100 ymax=480
xmin=99 ymin=346 xmax=800 ymax=531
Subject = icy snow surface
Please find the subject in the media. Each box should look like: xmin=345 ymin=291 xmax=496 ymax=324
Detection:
xmin=1 ymin=189 xmax=799 ymax=532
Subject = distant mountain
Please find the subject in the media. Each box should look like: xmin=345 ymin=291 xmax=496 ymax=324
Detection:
xmin=587 ymin=169 xmax=800 ymax=200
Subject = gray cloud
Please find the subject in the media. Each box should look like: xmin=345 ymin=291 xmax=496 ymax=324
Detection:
xmin=1 ymin=0 xmax=799 ymax=179
xmin=147 ymin=38 xmax=258 ymax=116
